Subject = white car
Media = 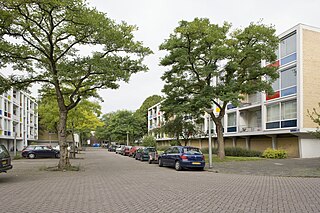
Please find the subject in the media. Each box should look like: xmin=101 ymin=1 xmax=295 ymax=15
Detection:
xmin=115 ymin=145 xmax=125 ymax=154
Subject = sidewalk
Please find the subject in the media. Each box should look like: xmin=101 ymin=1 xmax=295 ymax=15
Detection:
xmin=207 ymin=157 xmax=320 ymax=177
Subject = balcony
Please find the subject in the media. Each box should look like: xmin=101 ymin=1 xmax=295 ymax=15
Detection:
xmin=239 ymin=125 xmax=262 ymax=133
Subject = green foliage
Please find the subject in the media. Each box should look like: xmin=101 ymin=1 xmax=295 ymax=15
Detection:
xmin=262 ymin=148 xmax=288 ymax=159
xmin=159 ymin=18 xmax=279 ymax=159
xmin=201 ymin=147 xmax=262 ymax=157
xmin=170 ymin=140 xmax=181 ymax=146
xmin=142 ymin=135 xmax=156 ymax=147
xmin=95 ymin=110 xmax=142 ymax=143
xmin=157 ymin=146 xmax=170 ymax=151
xmin=308 ymin=103 xmax=320 ymax=138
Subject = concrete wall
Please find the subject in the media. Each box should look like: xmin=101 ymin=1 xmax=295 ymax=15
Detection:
xmin=302 ymin=29 xmax=320 ymax=128
xmin=224 ymin=138 xmax=233 ymax=148
xmin=300 ymin=138 xmax=320 ymax=158
xmin=250 ymin=137 xmax=272 ymax=152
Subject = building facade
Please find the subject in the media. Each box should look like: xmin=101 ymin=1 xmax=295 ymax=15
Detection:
xmin=148 ymin=24 xmax=320 ymax=158
xmin=0 ymin=81 xmax=38 ymax=151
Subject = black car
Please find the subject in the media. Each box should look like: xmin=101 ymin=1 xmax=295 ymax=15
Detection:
xmin=135 ymin=147 xmax=156 ymax=161
xmin=22 ymin=145 xmax=60 ymax=159
xmin=0 ymin=145 xmax=13 ymax=173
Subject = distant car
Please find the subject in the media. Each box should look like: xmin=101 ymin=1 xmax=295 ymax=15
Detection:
xmin=135 ymin=147 xmax=156 ymax=161
xmin=22 ymin=145 xmax=60 ymax=159
xmin=92 ymin=143 xmax=100 ymax=147
xmin=0 ymin=145 xmax=13 ymax=173
xmin=108 ymin=145 xmax=117 ymax=152
xmin=115 ymin=145 xmax=125 ymax=154
xmin=123 ymin=146 xmax=132 ymax=156
xmin=158 ymin=146 xmax=205 ymax=171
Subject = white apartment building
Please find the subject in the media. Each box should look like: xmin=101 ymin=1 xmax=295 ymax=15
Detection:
xmin=148 ymin=24 xmax=320 ymax=158
xmin=0 ymin=77 xmax=38 ymax=151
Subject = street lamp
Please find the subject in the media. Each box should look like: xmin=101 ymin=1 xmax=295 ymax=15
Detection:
xmin=204 ymin=108 xmax=213 ymax=169
xmin=126 ymin=131 xmax=129 ymax=146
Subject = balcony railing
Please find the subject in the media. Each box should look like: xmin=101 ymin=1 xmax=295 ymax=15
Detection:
xmin=239 ymin=125 xmax=262 ymax=133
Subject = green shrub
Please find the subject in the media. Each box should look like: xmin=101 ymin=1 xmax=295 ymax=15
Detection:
xmin=201 ymin=147 xmax=261 ymax=157
xmin=200 ymin=147 xmax=217 ymax=154
xmin=142 ymin=135 xmax=156 ymax=147
xmin=157 ymin=146 xmax=170 ymax=151
xmin=224 ymin=147 xmax=262 ymax=157
xmin=262 ymin=148 xmax=288 ymax=159
xmin=170 ymin=140 xmax=181 ymax=146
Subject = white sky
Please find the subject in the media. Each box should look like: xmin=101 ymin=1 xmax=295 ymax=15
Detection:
xmin=88 ymin=0 xmax=320 ymax=114
xmin=2 ymin=0 xmax=320 ymax=114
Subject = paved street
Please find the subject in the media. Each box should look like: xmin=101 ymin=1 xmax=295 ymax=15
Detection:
xmin=1 ymin=148 xmax=320 ymax=213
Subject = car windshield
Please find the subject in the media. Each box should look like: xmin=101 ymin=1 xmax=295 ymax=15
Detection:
xmin=182 ymin=147 xmax=202 ymax=155
xmin=0 ymin=145 xmax=10 ymax=158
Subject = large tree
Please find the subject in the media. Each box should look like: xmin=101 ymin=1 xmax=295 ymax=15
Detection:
xmin=159 ymin=18 xmax=278 ymax=159
xmin=0 ymin=0 xmax=151 ymax=169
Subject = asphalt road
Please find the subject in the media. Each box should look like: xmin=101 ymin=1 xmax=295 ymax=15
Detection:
xmin=1 ymin=148 xmax=320 ymax=212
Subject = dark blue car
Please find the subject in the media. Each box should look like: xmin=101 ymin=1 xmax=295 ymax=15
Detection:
xmin=135 ymin=147 xmax=156 ymax=161
xmin=158 ymin=146 xmax=205 ymax=171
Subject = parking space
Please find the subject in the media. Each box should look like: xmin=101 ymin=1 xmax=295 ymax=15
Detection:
xmin=1 ymin=148 xmax=320 ymax=212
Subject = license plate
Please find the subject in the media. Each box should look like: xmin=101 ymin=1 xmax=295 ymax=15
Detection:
xmin=2 ymin=160 xmax=7 ymax=165
xmin=192 ymin=162 xmax=201 ymax=165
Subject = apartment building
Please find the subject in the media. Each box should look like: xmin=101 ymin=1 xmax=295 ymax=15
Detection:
xmin=0 ymin=80 xmax=38 ymax=151
xmin=148 ymin=24 xmax=320 ymax=158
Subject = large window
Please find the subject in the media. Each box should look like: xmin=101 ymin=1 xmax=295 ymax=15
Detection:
xmin=280 ymin=33 xmax=296 ymax=58
xmin=227 ymin=112 xmax=237 ymax=132
xmin=267 ymin=104 xmax=280 ymax=122
xmin=281 ymin=100 xmax=297 ymax=120
xmin=281 ymin=67 xmax=297 ymax=89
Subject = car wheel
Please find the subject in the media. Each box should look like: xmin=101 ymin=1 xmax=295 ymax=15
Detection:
xmin=28 ymin=153 xmax=36 ymax=159
xmin=55 ymin=153 xmax=60 ymax=158
xmin=158 ymin=158 xmax=163 ymax=167
xmin=175 ymin=161 xmax=182 ymax=171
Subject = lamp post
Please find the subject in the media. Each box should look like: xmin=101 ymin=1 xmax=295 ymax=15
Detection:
xmin=205 ymin=109 xmax=213 ymax=169
xmin=126 ymin=131 xmax=129 ymax=146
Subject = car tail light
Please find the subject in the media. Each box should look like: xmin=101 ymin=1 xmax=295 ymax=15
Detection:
xmin=180 ymin=155 xmax=188 ymax=161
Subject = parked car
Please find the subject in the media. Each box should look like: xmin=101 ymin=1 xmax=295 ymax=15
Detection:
xmin=22 ymin=145 xmax=60 ymax=159
xmin=158 ymin=146 xmax=205 ymax=171
xmin=135 ymin=147 xmax=156 ymax=161
xmin=128 ymin=146 xmax=143 ymax=158
xmin=108 ymin=145 xmax=117 ymax=152
xmin=92 ymin=143 xmax=100 ymax=147
xmin=123 ymin=146 xmax=132 ymax=156
xmin=148 ymin=151 xmax=159 ymax=164
xmin=53 ymin=145 xmax=78 ymax=153
xmin=115 ymin=145 xmax=125 ymax=154
xmin=0 ymin=145 xmax=13 ymax=173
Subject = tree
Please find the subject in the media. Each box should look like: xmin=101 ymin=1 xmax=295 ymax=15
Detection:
xmin=159 ymin=18 xmax=278 ymax=159
xmin=142 ymin=135 xmax=156 ymax=147
xmin=308 ymin=103 xmax=320 ymax=138
xmin=0 ymin=0 xmax=152 ymax=169
xmin=38 ymin=93 xmax=103 ymax=157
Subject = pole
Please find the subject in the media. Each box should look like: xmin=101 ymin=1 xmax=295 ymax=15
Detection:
xmin=208 ymin=116 xmax=213 ymax=169
xmin=14 ymin=131 xmax=17 ymax=156
xmin=126 ymin=131 xmax=129 ymax=146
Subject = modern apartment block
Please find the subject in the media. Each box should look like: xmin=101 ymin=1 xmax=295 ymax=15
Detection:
xmin=148 ymin=24 xmax=320 ymax=158
xmin=0 ymin=77 xmax=38 ymax=151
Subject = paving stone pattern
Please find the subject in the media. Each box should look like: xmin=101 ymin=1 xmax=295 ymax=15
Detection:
xmin=1 ymin=148 xmax=320 ymax=213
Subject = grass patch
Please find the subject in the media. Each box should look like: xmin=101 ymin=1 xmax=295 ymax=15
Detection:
xmin=12 ymin=155 xmax=24 ymax=160
xmin=39 ymin=164 xmax=81 ymax=172
xmin=204 ymin=154 xmax=263 ymax=163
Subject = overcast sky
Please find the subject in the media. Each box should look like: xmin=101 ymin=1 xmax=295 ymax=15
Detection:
xmin=3 ymin=0 xmax=320 ymax=114
xmin=87 ymin=0 xmax=320 ymax=114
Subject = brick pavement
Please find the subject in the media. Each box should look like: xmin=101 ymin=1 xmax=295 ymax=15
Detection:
xmin=1 ymin=148 xmax=320 ymax=213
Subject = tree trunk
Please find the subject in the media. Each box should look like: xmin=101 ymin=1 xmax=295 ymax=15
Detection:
xmin=215 ymin=119 xmax=225 ymax=160
xmin=58 ymin=110 xmax=71 ymax=169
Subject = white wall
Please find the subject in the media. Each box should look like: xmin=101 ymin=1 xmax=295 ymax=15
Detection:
xmin=300 ymin=138 xmax=320 ymax=158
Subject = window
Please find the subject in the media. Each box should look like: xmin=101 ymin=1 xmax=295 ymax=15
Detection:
xmin=281 ymin=100 xmax=297 ymax=120
xmin=280 ymin=33 xmax=296 ymax=58
xmin=272 ymin=77 xmax=280 ymax=91
xmin=281 ymin=67 xmax=296 ymax=89
xmin=267 ymin=104 xmax=280 ymax=122
xmin=227 ymin=112 xmax=236 ymax=127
